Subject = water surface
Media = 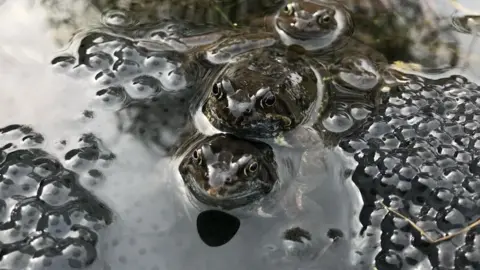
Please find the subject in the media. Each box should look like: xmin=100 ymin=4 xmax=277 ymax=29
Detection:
xmin=0 ymin=1 xmax=480 ymax=270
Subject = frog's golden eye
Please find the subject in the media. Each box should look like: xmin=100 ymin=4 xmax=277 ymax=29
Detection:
xmin=322 ymin=14 xmax=331 ymax=23
xmin=244 ymin=160 xmax=259 ymax=176
xmin=317 ymin=13 xmax=332 ymax=25
xmin=283 ymin=3 xmax=294 ymax=15
xmin=192 ymin=149 xmax=203 ymax=165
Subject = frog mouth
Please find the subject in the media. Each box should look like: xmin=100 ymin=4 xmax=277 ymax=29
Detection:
xmin=202 ymin=101 xmax=293 ymax=138
xmin=274 ymin=7 xmax=351 ymax=51
xmin=275 ymin=19 xmax=321 ymax=40
xmin=274 ymin=20 xmax=338 ymax=52
xmin=181 ymin=164 xmax=264 ymax=210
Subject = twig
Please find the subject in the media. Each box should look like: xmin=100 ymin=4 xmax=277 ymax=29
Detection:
xmin=212 ymin=4 xmax=238 ymax=28
xmin=379 ymin=201 xmax=480 ymax=244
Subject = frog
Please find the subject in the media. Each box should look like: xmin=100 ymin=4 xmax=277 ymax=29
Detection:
xmin=271 ymin=0 xmax=354 ymax=52
xmin=264 ymin=0 xmax=459 ymax=74
xmin=176 ymin=132 xmax=279 ymax=210
xmin=198 ymin=43 xmax=327 ymax=139
xmin=197 ymin=2 xmax=390 ymax=143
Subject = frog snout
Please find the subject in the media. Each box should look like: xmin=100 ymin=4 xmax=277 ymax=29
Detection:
xmin=209 ymin=166 xmax=237 ymax=187
xmin=227 ymin=89 xmax=254 ymax=117
xmin=294 ymin=11 xmax=316 ymax=29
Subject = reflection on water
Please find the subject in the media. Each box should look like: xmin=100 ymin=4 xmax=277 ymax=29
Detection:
xmin=0 ymin=0 xmax=480 ymax=270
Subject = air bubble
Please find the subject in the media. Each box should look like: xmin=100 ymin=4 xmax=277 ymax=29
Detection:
xmin=93 ymin=86 xmax=127 ymax=111
xmin=102 ymin=9 xmax=135 ymax=28
xmin=350 ymin=106 xmax=371 ymax=120
xmin=112 ymin=59 xmax=142 ymax=78
xmin=160 ymin=68 xmax=188 ymax=91
xmin=94 ymin=70 xmax=117 ymax=86
xmin=125 ymin=75 xmax=162 ymax=99
xmin=322 ymin=110 xmax=354 ymax=133
xmin=85 ymin=52 xmax=113 ymax=71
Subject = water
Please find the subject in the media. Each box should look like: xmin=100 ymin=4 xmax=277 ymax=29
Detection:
xmin=0 ymin=0 xmax=480 ymax=270
xmin=338 ymin=73 xmax=480 ymax=269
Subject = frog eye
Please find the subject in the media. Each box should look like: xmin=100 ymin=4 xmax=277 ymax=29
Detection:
xmin=341 ymin=58 xmax=357 ymax=70
xmin=317 ymin=13 xmax=332 ymax=25
xmin=261 ymin=94 xmax=276 ymax=108
xmin=244 ymin=161 xmax=259 ymax=176
xmin=212 ymin=82 xmax=224 ymax=99
xmin=283 ymin=3 xmax=294 ymax=15
xmin=192 ymin=149 xmax=203 ymax=165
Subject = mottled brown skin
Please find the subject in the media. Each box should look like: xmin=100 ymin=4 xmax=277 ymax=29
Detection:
xmin=199 ymin=7 xmax=388 ymax=142
xmin=201 ymin=46 xmax=323 ymax=138
xmin=178 ymin=133 xmax=277 ymax=210
xmin=270 ymin=0 xmax=386 ymax=70
xmin=273 ymin=0 xmax=354 ymax=52
xmin=197 ymin=0 xmax=390 ymax=144
xmin=270 ymin=0 xmax=459 ymax=72
xmin=276 ymin=1 xmax=337 ymax=36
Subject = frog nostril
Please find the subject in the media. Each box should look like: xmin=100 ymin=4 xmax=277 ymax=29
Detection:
xmin=225 ymin=176 xmax=237 ymax=185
